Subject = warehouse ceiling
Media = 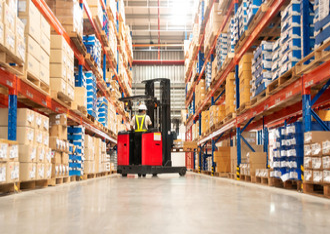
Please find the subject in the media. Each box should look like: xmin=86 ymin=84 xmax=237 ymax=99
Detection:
xmin=124 ymin=0 xmax=195 ymax=50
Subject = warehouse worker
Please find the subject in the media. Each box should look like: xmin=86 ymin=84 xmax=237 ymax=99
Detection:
xmin=130 ymin=104 xmax=152 ymax=132
xmin=130 ymin=104 xmax=152 ymax=165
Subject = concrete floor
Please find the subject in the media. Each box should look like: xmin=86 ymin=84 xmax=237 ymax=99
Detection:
xmin=1 ymin=173 xmax=330 ymax=234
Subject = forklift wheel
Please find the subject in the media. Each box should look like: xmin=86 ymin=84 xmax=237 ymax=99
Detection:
xmin=179 ymin=169 xmax=186 ymax=177
xmin=122 ymin=174 xmax=127 ymax=177
xmin=138 ymin=174 xmax=142 ymax=177
xmin=142 ymin=174 xmax=146 ymax=177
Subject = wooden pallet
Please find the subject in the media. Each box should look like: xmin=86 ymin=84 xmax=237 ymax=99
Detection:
xmin=0 ymin=50 xmax=24 ymax=76
xmin=223 ymin=112 xmax=236 ymax=123
xmin=296 ymin=39 xmax=330 ymax=76
xmin=19 ymin=71 xmax=50 ymax=95
xmin=0 ymin=182 xmax=20 ymax=196
xmin=214 ymin=172 xmax=230 ymax=178
xmin=237 ymin=101 xmax=251 ymax=114
xmin=240 ymin=175 xmax=252 ymax=182
xmin=250 ymin=89 xmax=267 ymax=106
xmin=20 ymin=179 xmax=48 ymax=190
xmin=48 ymin=176 xmax=70 ymax=186
xmin=72 ymin=102 xmax=88 ymax=116
xmin=201 ymin=170 xmax=212 ymax=176
xmin=255 ymin=176 xmax=270 ymax=186
xmin=270 ymin=178 xmax=301 ymax=190
xmin=303 ymin=183 xmax=330 ymax=198
xmin=87 ymin=113 xmax=96 ymax=123
xmin=229 ymin=173 xmax=237 ymax=180
xmin=266 ymin=68 xmax=298 ymax=96
xmin=68 ymin=32 xmax=87 ymax=56
xmin=51 ymin=91 xmax=73 ymax=108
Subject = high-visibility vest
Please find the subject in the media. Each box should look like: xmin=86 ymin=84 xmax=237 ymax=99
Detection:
xmin=135 ymin=115 xmax=147 ymax=132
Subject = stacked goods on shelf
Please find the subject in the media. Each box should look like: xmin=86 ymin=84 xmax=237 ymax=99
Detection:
xmin=271 ymin=122 xmax=304 ymax=181
xmin=195 ymin=79 xmax=206 ymax=109
xmin=209 ymin=104 xmax=225 ymax=128
xmin=117 ymin=115 xmax=125 ymax=133
xmin=68 ymin=126 xmax=85 ymax=176
xmin=50 ymin=35 xmax=75 ymax=101
xmin=246 ymin=0 xmax=262 ymax=26
xmin=0 ymin=139 xmax=19 ymax=184
xmin=205 ymin=61 xmax=212 ymax=90
xmin=240 ymin=152 xmax=267 ymax=177
xmin=19 ymin=0 xmax=51 ymax=84
xmin=85 ymin=0 xmax=103 ymax=26
xmin=214 ymin=147 xmax=231 ymax=173
xmin=228 ymin=18 xmax=235 ymax=53
xmin=0 ymin=1 xmax=25 ymax=66
xmin=279 ymin=1 xmax=303 ymax=76
xmin=204 ymin=3 xmax=221 ymax=52
xmin=230 ymin=16 xmax=238 ymax=48
xmin=211 ymin=58 xmax=218 ymax=82
xmin=0 ymin=109 xmax=52 ymax=182
xmin=314 ymin=0 xmax=330 ymax=49
xmin=216 ymin=33 xmax=228 ymax=70
xmin=110 ymin=149 xmax=117 ymax=172
xmin=84 ymin=134 xmax=95 ymax=174
xmin=83 ymin=34 xmax=102 ymax=69
xmin=271 ymin=39 xmax=281 ymax=80
xmin=94 ymin=137 xmax=102 ymax=173
xmin=237 ymin=1 xmax=248 ymax=39
xmin=251 ymin=41 xmax=273 ymax=97
xmin=225 ymin=72 xmax=235 ymax=116
xmin=49 ymin=114 xmax=69 ymax=178
xmin=106 ymin=0 xmax=117 ymax=19
xmin=201 ymin=110 xmax=210 ymax=135
xmin=97 ymin=97 xmax=108 ymax=127
xmin=124 ymin=25 xmax=133 ymax=59
xmin=108 ymin=19 xmax=117 ymax=58
xmin=239 ymin=53 xmax=253 ymax=107
xmin=85 ymin=71 xmax=97 ymax=118
xmin=45 ymin=0 xmax=84 ymax=37
xmin=108 ymin=102 xmax=117 ymax=134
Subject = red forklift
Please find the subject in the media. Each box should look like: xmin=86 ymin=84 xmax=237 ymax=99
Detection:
xmin=117 ymin=78 xmax=187 ymax=177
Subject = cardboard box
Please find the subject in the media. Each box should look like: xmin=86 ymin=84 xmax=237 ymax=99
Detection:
xmin=85 ymin=148 xmax=94 ymax=161
xmin=62 ymin=153 xmax=69 ymax=164
xmin=313 ymin=170 xmax=323 ymax=183
xmin=44 ymin=148 xmax=51 ymax=163
xmin=18 ymin=0 xmax=39 ymax=16
xmin=67 ymin=84 xmax=74 ymax=101
xmin=26 ymin=35 xmax=41 ymax=61
xmin=40 ymin=64 xmax=50 ymax=86
xmin=49 ymin=114 xmax=67 ymax=126
xmin=248 ymin=152 xmax=267 ymax=165
xmin=6 ymin=161 xmax=19 ymax=182
xmin=45 ymin=163 xmax=52 ymax=179
xmin=304 ymin=157 xmax=312 ymax=169
xmin=40 ymin=47 xmax=50 ymax=69
xmin=74 ymin=87 xmax=87 ymax=107
xmin=3 ymin=4 xmax=16 ymax=32
xmin=36 ymin=163 xmax=45 ymax=179
xmin=50 ymin=63 xmax=67 ymax=79
xmin=50 ymin=34 xmax=68 ymax=51
xmin=0 ymin=127 xmax=34 ymax=145
xmin=40 ymin=14 xmax=50 ymax=39
xmin=0 ymin=22 xmax=4 ymax=46
xmin=26 ymin=52 xmax=40 ymax=79
xmin=18 ymin=0 xmax=41 ymax=42
xmin=304 ymin=169 xmax=313 ymax=182
xmin=312 ymin=157 xmax=323 ymax=169
xmin=215 ymin=156 xmax=231 ymax=173
xmin=8 ymin=144 xmax=18 ymax=161
xmin=19 ymin=145 xmax=37 ymax=163
xmin=43 ymin=132 xmax=49 ymax=147
xmin=40 ymin=32 xmax=50 ymax=55
xmin=52 ymin=163 xmax=63 ymax=178
xmin=49 ymin=137 xmax=66 ymax=152
xmin=20 ymin=162 xmax=36 ymax=181
xmin=0 ymin=108 xmax=35 ymax=128
xmin=84 ymin=161 xmax=95 ymax=174
xmin=49 ymin=125 xmax=67 ymax=140
xmin=37 ymin=145 xmax=46 ymax=163
xmin=34 ymin=129 xmax=43 ymax=145
xmin=51 ymin=151 xmax=61 ymax=164
xmin=304 ymin=131 xmax=330 ymax=144
xmin=4 ymin=26 xmax=15 ymax=54
xmin=0 ymin=142 xmax=8 ymax=162
xmin=50 ymin=78 xmax=67 ymax=94
xmin=35 ymin=113 xmax=43 ymax=130
xmin=16 ymin=37 xmax=26 ymax=63
xmin=42 ymin=115 xmax=49 ymax=132
xmin=0 ymin=163 xmax=6 ymax=183
xmin=16 ymin=17 xmax=25 ymax=40
xmin=50 ymin=49 xmax=67 ymax=64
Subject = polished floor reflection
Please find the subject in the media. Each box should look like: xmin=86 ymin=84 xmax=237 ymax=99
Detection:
xmin=1 ymin=173 xmax=330 ymax=234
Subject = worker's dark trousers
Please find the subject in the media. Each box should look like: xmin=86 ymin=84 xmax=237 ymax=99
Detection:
xmin=133 ymin=132 xmax=142 ymax=165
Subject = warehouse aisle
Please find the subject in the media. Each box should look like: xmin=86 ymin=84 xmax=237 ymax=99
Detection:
xmin=1 ymin=173 xmax=330 ymax=234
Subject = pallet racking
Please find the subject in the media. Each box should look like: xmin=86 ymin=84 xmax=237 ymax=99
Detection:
xmin=185 ymin=0 xmax=330 ymax=183
xmin=0 ymin=0 xmax=133 ymax=145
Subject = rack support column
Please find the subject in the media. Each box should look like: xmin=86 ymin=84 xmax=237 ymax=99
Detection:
xmin=236 ymin=125 xmax=241 ymax=180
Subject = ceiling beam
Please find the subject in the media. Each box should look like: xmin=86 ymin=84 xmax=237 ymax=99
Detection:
xmin=125 ymin=0 xmax=194 ymax=7
xmin=126 ymin=14 xmax=193 ymax=19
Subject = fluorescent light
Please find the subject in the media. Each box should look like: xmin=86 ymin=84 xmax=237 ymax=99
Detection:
xmin=171 ymin=0 xmax=188 ymax=24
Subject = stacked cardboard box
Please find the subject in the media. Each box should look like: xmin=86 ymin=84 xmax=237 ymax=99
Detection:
xmin=204 ymin=3 xmax=222 ymax=53
xmin=240 ymin=152 xmax=267 ymax=176
xmin=209 ymin=104 xmax=225 ymax=128
xmin=271 ymin=38 xmax=281 ymax=80
xmin=18 ymin=0 xmax=50 ymax=85
xmin=201 ymin=110 xmax=210 ymax=135
xmin=97 ymin=97 xmax=108 ymax=127
xmin=83 ymin=34 xmax=102 ymax=69
xmin=46 ymin=0 xmax=83 ymax=37
xmin=314 ymin=0 xmax=328 ymax=49
xmin=239 ymin=53 xmax=253 ymax=107
xmin=304 ymin=131 xmax=330 ymax=184
xmin=214 ymin=147 xmax=231 ymax=173
xmin=67 ymin=126 xmax=84 ymax=176
xmin=0 ymin=108 xmax=51 ymax=182
xmin=251 ymin=41 xmax=273 ymax=97
xmin=49 ymin=114 xmax=70 ymax=178
xmin=216 ymin=33 xmax=228 ymax=70
xmin=205 ymin=61 xmax=212 ymax=90
xmin=195 ymin=79 xmax=206 ymax=110
xmin=85 ymin=0 xmax=103 ymax=25
xmin=85 ymin=71 xmax=97 ymax=118
xmin=0 ymin=140 xmax=19 ymax=184
xmin=246 ymin=0 xmax=262 ymax=26
xmin=50 ymin=35 xmax=75 ymax=101
xmin=84 ymin=134 xmax=95 ymax=174
xmin=108 ymin=102 xmax=117 ymax=134
xmin=225 ymin=72 xmax=235 ymax=115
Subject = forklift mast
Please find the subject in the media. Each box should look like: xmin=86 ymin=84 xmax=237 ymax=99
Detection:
xmin=143 ymin=78 xmax=172 ymax=166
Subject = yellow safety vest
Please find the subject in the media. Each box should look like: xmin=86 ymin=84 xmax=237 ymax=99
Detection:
xmin=135 ymin=115 xmax=147 ymax=132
